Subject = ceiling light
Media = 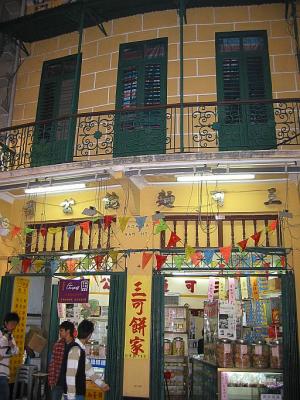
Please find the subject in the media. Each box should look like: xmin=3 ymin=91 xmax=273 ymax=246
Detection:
xmin=176 ymin=174 xmax=255 ymax=182
xmin=25 ymin=183 xmax=86 ymax=194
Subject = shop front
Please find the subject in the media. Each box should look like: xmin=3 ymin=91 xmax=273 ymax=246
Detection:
xmin=154 ymin=248 xmax=299 ymax=400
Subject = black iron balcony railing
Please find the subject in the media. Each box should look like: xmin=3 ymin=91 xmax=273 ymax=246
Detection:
xmin=0 ymin=98 xmax=299 ymax=170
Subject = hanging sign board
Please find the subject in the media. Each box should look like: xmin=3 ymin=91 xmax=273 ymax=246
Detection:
xmin=58 ymin=279 xmax=89 ymax=303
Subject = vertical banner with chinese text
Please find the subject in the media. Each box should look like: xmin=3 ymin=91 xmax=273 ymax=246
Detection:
xmin=124 ymin=275 xmax=151 ymax=359
xmin=9 ymin=277 xmax=29 ymax=381
xmin=123 ymin=252 xmax=152 ymax=398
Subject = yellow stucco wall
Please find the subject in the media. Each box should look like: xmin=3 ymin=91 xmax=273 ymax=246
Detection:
xmin=12 ymin=3 xmax=300 ymax=125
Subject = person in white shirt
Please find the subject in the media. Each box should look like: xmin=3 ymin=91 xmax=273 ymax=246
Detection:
xmin=0 ymin=312 xmax=19 ymax=400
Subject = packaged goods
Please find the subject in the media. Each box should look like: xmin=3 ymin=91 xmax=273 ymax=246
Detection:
xmin=164 ymin=338 xmax=172 ymax=355
xmin=234 ymin=340 xmax=251 ymax=368
xmin=216 ymin=339 xmax=234 ymax=368
xmin=172 ymin=337 xmax=184 ymax=356
xmin=252 ymin=340 xmax=269 ymax=368
xmin=269 ymin=340 xmax=283 ymax=369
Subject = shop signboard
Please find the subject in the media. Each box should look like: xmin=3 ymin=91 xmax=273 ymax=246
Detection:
xmin=58 ymin=279 xmax=89 ymax=303
xmin=124 ymin=275 xmax=151 ymax=360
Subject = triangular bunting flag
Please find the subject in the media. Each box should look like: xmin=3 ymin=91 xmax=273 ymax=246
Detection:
xmin=251 ymin=231 xmax=262 ymax=246
xmin=10 ymin=257 xmax=21 ymax=268
xmin=104 ymin=215 xmax=114 ymax=230
xmin=154 ymin=219 xmax=168 ymax=234
xmin=80 ymin=257 xmax=90 ymax=270
xmin=66 ymin=259 xmax=77 ymax=273
xmin=22 ymin=258 xmax=32 ymax=273
xmin=203 ymin=249 xmax=215 ymax=264
xmin=94 ymin=255 xmax=105 ymax=270
xmin=12 ymin=226 xmax=21 ymax=238
xmin=50 ymin=259 xmax=59 ymax=273
xmin=119 ymin=216 xmax=130 ymax=232
xmin=142 ymin=252 xmax=152 ymax=269
xmin=40 ymin=226 xmax=47 ymax=238
xmin=174 ymin=255 xmax=185 ymax=270
xmin=34 ymin=259 xmax=45 ymax=272
xmin=24 ymin=227 xmax=35 ymax=234
xmin=66 ymin=225 xmax=76 ymax=238
xmin=281 ymin=256 xmax=286 ymax=268
xmin=135 ymin=216 xmax=147 ymax=231
xmin=191 ymin=251 xmax=203 ymax=266
xmin=167 ymin=232 xmax=181 ymax=248
xmin=109 ymin=250 xmax=118 ymax=263
xmin=48 ymin=227 xmax=62 ymax=235
xmin=268 ymin=220 xmax=278 ymax=232
xmin=237 ymin=238 xmax=248 ymax=251
xmin=80 ymin=221 xmax=90 ymax=235
xmin=155 ymin=254 xmax=167 ymax=271
xmin=219 ymin=245 xmax=232 ymax=264
xmin=185 ymin=245 xmax=194 ymax=261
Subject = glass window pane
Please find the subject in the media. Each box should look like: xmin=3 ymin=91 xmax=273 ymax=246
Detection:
xmin=243 ymin=37 xmax=264 ymax=51
xmin=218 ymin=38 xmax=240 ymax=53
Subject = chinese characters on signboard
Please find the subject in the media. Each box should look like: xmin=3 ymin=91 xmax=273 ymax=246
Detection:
xmin=125 ymin=276 xmax=151 ymax=359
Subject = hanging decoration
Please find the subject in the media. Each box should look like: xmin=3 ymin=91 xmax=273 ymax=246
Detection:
xmin=166 ymin=232 xmax=181 ymax=248
xmin=219 ymin=246 xmax=232 ymax=264
xmin=268 ymin=220 xmax=278 ymax=232
xmin=50 ymin=259 xmax=59 ymax=273
xmin=23 ymin=200 xmax=36 ymax=218
xmin=155 ymin=254 xmax=168 ymax=271
xmin=93 ymin=255 xmax=105 ymax=270
xmin=185 ymin=245 xmax=194 ymax=261
xmin=174 ymin=255 xmax=185 ymax=270
xmin=142 ymin=252 xmax=153 ymax=269
xmin=190 ymin=251 xmax=203 ymax=266
xmin=237 ymin=238 xmax=248 ymax=252
xmin=108 ymin=249 xmax=118 ymax=263
xmin=48 ymin=227 xmax=62 ymax=235
xmin=103 ymin=215 xmax=114 ymax=230
xmin=135 ymin=216 xmax=147 ymax=231
xmin=66 ymin=225 xmax=76 ymax=238
xmin=24 ymin=227 xmax=35 ymax=234
xmin=66 ymin=259 xmax=77 ymax=273
xmin=11 ymin=226 xmax=22 ymax=238
xmin=40 ymin=226 xmax=47 ymax=238
xmin=33 ymin=259 xmax=45 ymax=272
xmin=80 ymin=221 xmax=90 ymax=235
xmin=154 ymin=219 xmax=168 ymax=234
xmin=203 ymin=249 xmax=215 ymax=264
xmin=11 ymin=257 xmax=21 ymax=268
xmin=22 ymin=258 xmax=32 ymax=273
xmin=251 ymin=231 xmax=262 ymax=246
xmin=119 ymin=216 xmax=130 ymax=232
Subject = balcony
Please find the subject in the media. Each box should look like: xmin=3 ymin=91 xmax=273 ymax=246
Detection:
xmin=0 ymin=98 xmax=299 ymax=171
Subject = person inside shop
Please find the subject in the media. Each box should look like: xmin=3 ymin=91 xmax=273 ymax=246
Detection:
xmin=197 ymin=328 xmax=204 ymax=354
xmin=0 ymin=312 xmax=20 ymax=400
xmin=62 ymin=319 xmax=110 ymax=400
xmin=48 ymin=321 xmax=75 ymax=400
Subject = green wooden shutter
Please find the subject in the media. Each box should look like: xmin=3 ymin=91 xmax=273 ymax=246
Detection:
xmin=114 ymin=38 xmax=167 ymax=157
xmin=105 ymin=272 xmax=127 ymax=400
xmin=281 ymin=272 xmax=300 ymax=399
xmin=216 ymin=31 xmax=276 ymax=151
xmin=150 ymin=273 xmax=165 ymax=400
xmin=0 ymin=275 xmax=14 ymax=326
xmin=31 ymin=54 xmax=81 ymax=167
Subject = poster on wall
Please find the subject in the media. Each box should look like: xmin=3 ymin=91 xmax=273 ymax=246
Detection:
xmin=218 ymin=301 xmax=236 ymax=340
xmin=58 ymin=279 xmax=89 ymax=303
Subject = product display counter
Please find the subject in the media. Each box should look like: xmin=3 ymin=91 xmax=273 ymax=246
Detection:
xmin=192 ymin=357 xmax=283 ymax=400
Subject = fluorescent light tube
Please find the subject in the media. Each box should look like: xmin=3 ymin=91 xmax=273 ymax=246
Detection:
xmin=60 ymin=254 xmax=86 ymax=260
xmin=176 ymin=174 xmax=255 ymax=182
xmin=25 ymin=183 xmax=86 ymax=194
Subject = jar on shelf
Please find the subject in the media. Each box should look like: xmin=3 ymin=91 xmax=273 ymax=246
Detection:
xmin=172 ymin=337 xmax=185 ymax=356
xmin=234 ymin=339 xmax=251 ymax=368
xmin=269 ymin=340 xmax=283 ymax=369
xmin=164 ymin=339 xmax=172 ymax=355
xmin=252 ymin=340 xmax=269 ymax=368
xmin=216 ymin=339 xmax=234 ymax=368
